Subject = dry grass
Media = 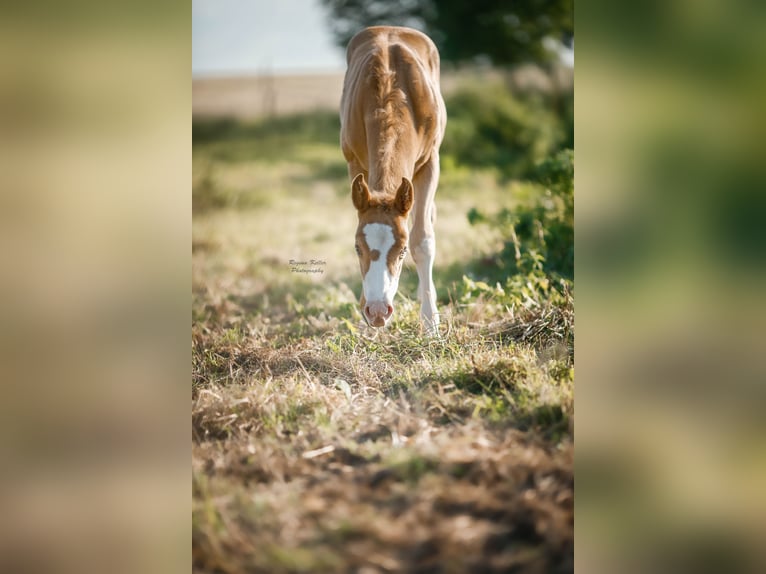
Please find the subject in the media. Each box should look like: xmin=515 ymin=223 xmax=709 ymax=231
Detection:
xmin=192 ymin=113 xmax=573 ymax=573
xmin=191 ymin=67 xmax=573 ymax=121
xmin=192 ymin=73 xmax=346 ymax=120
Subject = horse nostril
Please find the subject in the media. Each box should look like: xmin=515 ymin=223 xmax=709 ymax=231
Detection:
xmin=365 ymin=305 xmax=372 ymax=317
xmin=386 ymin=305 xmax=393 ymax=317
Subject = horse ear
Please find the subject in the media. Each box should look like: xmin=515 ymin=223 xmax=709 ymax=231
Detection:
xmin=394 ymin=177 xmax=413 ymax=215
xmin=351 ymin=173 xmax=370 ymax=212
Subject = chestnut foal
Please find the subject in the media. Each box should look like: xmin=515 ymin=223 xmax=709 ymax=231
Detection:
xmin=340 ymin=26 xmax=446 ymax=333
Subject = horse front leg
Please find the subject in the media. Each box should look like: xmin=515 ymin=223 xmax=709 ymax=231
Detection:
xmin=410 ymin=155 xmax=440 ymax=335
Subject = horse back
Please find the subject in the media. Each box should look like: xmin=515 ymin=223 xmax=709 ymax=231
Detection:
xmin=340 ymin=26 xmax=445 ymax=181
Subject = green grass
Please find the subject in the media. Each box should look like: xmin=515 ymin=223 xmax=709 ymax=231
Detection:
xmin=192 ymin=111 xmax=574 ymax=573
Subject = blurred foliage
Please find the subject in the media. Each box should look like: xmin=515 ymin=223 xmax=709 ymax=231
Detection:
xmin=576 ymin=2 xmax=766 ymax=573
xmin=442 ymin=76 xmax=573 ymax=293
xmin=467 ymin=149 xmax=574 ymax=283
xmin=442 ymin=81 xmax=571 ymax=179
xmin=192 ymin=111 xmax=340 ymax=156
xmin=192 ymin=111 xmax=346 ymax=215
xmin=320 ymin=0 xmax=573 ymax=68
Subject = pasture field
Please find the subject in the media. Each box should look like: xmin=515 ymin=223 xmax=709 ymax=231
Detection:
xmin=192 ymin=105 xmax=574 ymax=572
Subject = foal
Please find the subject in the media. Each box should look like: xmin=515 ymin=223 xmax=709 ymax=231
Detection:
xmin=340 ymin=26 xmax=446 ymax=333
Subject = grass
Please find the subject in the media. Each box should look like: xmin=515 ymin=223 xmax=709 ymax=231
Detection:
xmin=192 ymin=112 xmax=574 ymax=573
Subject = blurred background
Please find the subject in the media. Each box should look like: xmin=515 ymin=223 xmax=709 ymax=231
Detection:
xmin=0 ymin=2 xmax=189 ymax=574
xmin=576 ymin=1 xmax=766 ymax=571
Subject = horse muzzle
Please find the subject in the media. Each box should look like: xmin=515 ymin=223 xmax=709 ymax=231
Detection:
xmin=364 ymin=300 xmax=393 ymax=327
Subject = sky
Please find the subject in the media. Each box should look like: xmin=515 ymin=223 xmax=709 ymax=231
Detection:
xmin=192 ymin=0 xmax=346 ymax=76
xmin=192 ymin=0 xmax=573 ymax=76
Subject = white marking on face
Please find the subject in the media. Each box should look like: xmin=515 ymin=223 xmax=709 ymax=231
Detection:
xmin=362 ymin=222 xmax=398 ymax=303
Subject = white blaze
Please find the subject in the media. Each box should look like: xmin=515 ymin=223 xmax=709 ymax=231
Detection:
xmin=362 ymin=222 xmax=397 ymax=303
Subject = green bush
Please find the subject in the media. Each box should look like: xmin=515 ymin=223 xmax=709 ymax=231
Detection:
xmin=467 ymin=149 xmax=574 ymax=281
xmin=442 ymin=83 xmax=566 ymax=179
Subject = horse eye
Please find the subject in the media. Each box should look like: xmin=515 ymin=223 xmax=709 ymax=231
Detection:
xmin=399 ymin=248 xmax=407 ymax=259
xmin=355 ymin=244 xmax=361 ymax=255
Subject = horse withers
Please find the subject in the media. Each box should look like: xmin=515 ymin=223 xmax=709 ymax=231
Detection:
xmin=340 ymin=26 xmax=446 ymax=333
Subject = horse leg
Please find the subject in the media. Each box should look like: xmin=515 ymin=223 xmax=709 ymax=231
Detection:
xmin=410 ymin=154 xmax=439 ymax=334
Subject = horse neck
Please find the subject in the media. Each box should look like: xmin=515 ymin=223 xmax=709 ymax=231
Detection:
xmin=367 ymin=137 xmax=415 ymax=195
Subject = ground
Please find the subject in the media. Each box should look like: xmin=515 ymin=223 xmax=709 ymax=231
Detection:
xmin=192 ymin=112 xmax=574 ymax=573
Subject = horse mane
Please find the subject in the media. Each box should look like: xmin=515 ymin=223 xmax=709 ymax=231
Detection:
xmin=368 ymin=45 xmax=408 ymax=194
